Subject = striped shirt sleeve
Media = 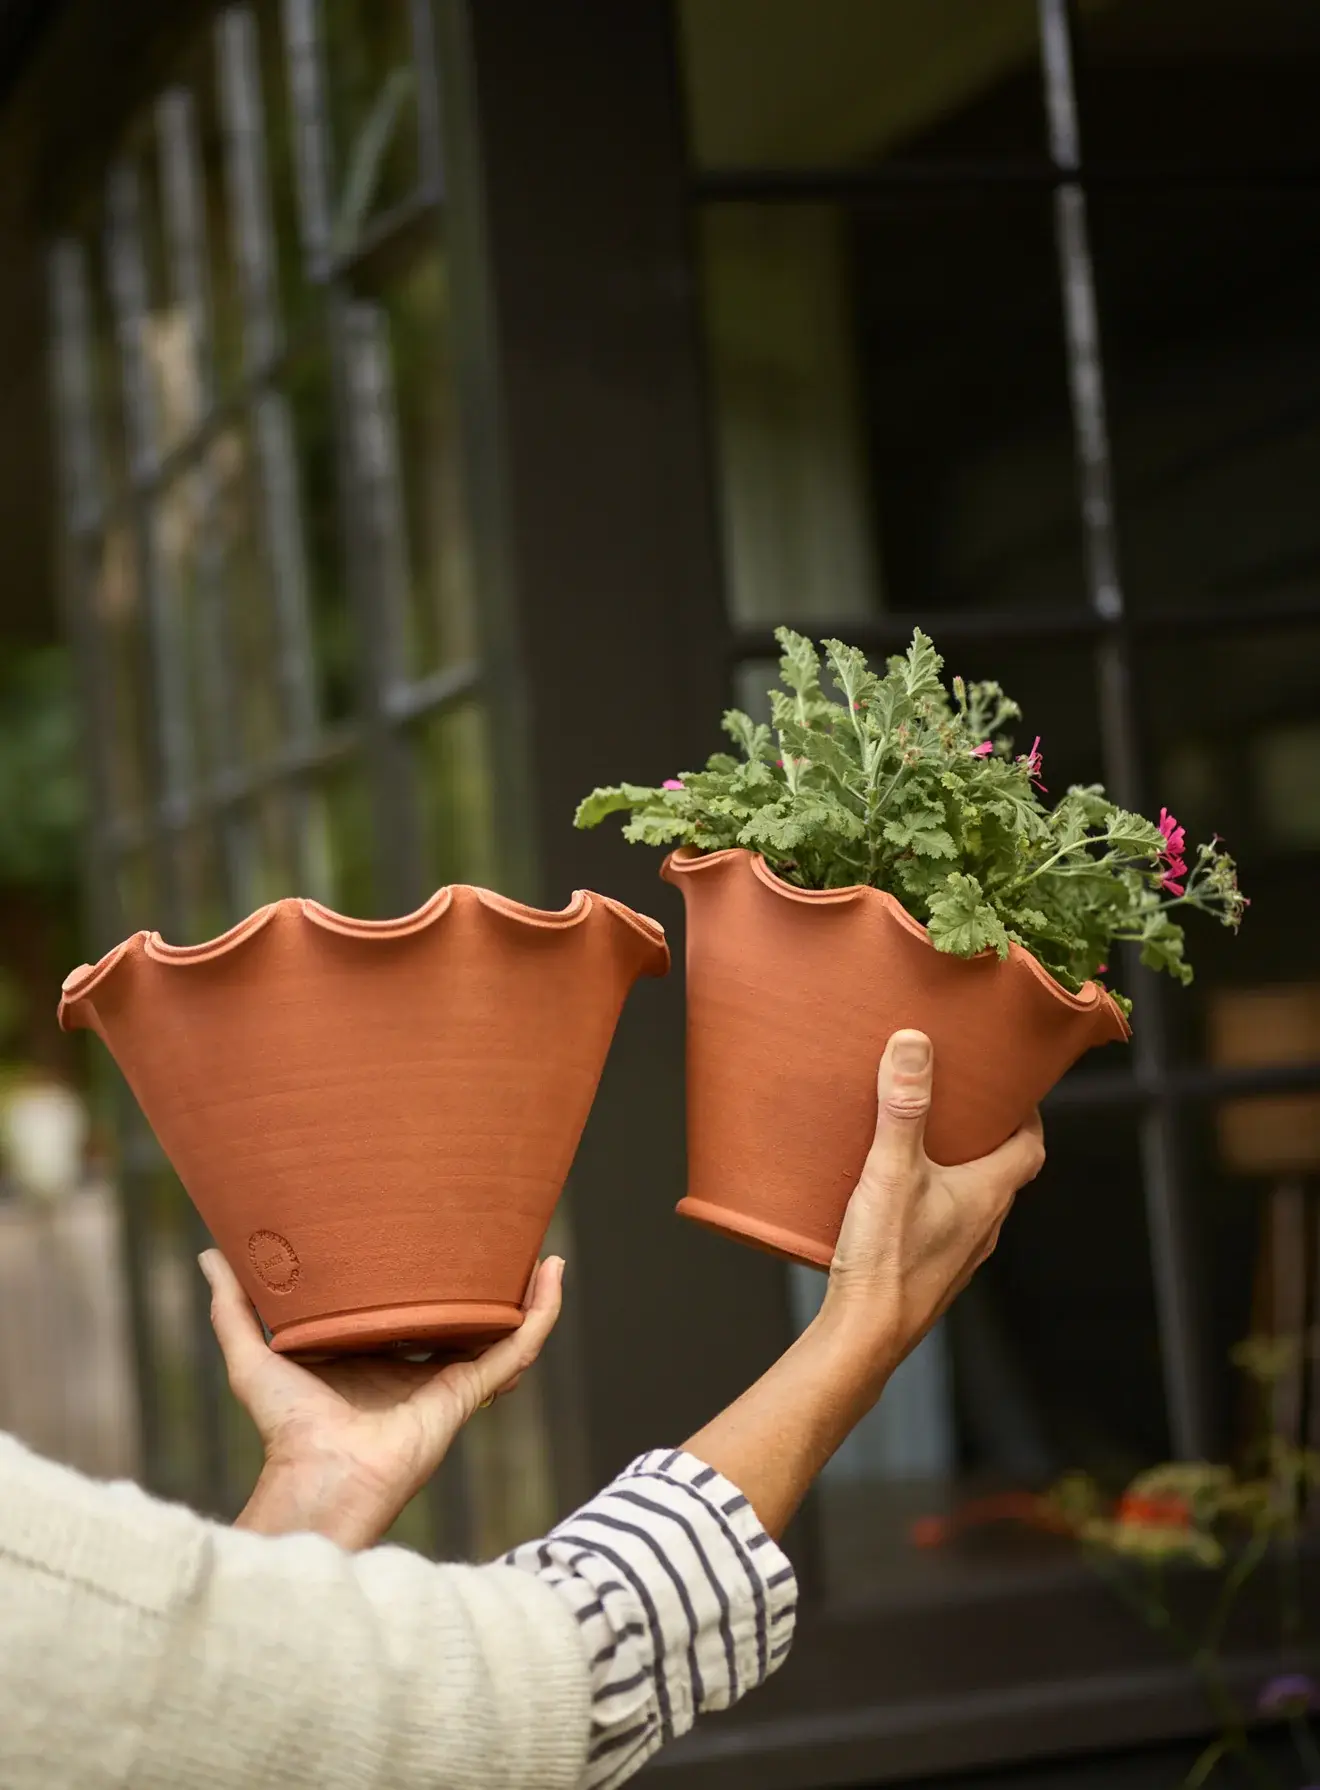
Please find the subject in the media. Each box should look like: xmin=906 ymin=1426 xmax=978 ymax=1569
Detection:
xmin=503 ymin=1448 xmax=798 ymax=1790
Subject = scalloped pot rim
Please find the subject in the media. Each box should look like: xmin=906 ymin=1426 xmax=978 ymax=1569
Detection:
xmin=661 ymin=846 xmax=1131 ymax=1036
xmin=58 ymin=885 xmax=669 ymax=1022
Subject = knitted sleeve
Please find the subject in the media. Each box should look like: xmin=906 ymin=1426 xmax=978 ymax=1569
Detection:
xmin=0 ymin=1433 xmax=590 ymax=1790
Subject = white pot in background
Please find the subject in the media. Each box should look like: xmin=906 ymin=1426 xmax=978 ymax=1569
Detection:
xmin=0 ymin=1079 xmax=88 ymax=1203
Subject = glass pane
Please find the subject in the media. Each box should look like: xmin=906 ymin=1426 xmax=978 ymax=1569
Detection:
xmin=418 ymin=701 xmax=497 ymax=890
xmin=701 ymin=198 xmax=1087 ymax=626
xmin=466 ymin=1387 xmax=556 ymax=1561
xmin=348 ymin=239 xmax=478 ymax=679
xmin=1078 ymin=0 xmax=1320 ymax=168
xmin=321 ymin=759 xmax=375 ymax=916
xmin=174 ymin=824 xmax=231 ymax=944
xmin=110 ymin=130 xmax=207 ymax=463
xmin=809 ymin=1109 xmax=1166 ymax=1601
xmin=283 ymin=344 xmax=358 ymax=723
xmin=1093 ymin=192 xmax=1320 ymax=620
xmin=93 ymin=522 xmax=155 ymax=823
xmin=230 ymin=785 xmax=332 ymax=912
xmin=158 ymin=40 xmax=246 ymax=402
xmin=207 ymin=425 xmax=295 ymax=771
xmin=116 ymin=849 xmax=159 ymax=933
xmin=152 ymin=437 xmax=282 ymax=793
xmin=143 ymin=1168 xmax=207 ymax=1503
xmin=933 ymin=633 xmax=1107 ymax=788
xmin=250 ymin=789 xmax=305 ymax=906
xmin=324 ymin=0 xmax=420 ymax=249
xmin=680 ymin=0 xmax=1048 ymax=169
xmin=89 ymin=243 xmax=132 ymax=514
xmin=702 ymin=206 xmax=881 ymax=627
xmin=1144 ymin=625 xmax=1320 ymax=1071
xmin=1184 ymin=1111 xmax=1317 ymax=1467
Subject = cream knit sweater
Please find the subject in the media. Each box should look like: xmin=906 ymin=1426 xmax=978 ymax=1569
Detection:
xmin=0 ymin=1431 xmax=797 ymax=1790
xmin=0 ymin=1431 xmax=588 ymax=1789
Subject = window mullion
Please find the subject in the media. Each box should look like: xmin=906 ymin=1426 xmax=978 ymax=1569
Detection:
xmin=1038 ymin=0 xmax=1214 ymax=1459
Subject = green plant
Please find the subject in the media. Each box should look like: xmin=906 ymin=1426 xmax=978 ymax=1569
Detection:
xmin=915 ymin=1340 xmax=1320 ymax=1790
xmin=575 ymin=627 xmax=1246 ymax=1012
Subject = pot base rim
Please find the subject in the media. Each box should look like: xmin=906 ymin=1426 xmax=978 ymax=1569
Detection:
xmin=270 ymin=1299 xmax=524 ymax=1358
xmin=675 ymin=1197 xmax=834 ymax=1272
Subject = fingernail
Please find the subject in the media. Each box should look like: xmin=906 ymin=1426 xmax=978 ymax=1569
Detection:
xmin=197 ymin=1250 xmax=216 ymax=1285
xmin=893 ymin=1033 xmax=931 ymax=1072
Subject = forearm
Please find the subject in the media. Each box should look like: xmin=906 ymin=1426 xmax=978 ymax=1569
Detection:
xmin=682 ymin=1301 xmax=899 ymax=1540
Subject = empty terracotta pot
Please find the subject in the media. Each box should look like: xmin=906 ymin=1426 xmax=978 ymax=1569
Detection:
xmin=663 ymin=848 xmax=1128 ymax=1270
xmin=59 ymin=887 xmax=668 ymax=1355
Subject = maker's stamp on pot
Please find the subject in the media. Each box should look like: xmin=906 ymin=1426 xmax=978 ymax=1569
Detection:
xmin=248 ymin=1229 xmax=301 ymax=1293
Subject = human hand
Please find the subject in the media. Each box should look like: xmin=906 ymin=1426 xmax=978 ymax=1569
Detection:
xmin=200 ymin=1249 xmax=564 ymax=1549
xmin=822 ymin=1028 xmax=1045 ymax=1372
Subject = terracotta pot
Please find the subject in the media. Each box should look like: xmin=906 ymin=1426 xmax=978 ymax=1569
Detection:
xmin=663 ymin=848 xmax=1128 ymax=1269
xmin=59 ymin=887 xmax=667 ymax=1355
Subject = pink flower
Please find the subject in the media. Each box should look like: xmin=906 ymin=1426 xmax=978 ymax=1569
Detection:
xmin=1158 ymin=807 xmax=1187 ymax=894
xmin=662 ymin=778 xmax=684 ymax=791
xmin=971 ymin=741 xmax=993 ymax=758
xmin=1097 ymin=963 xmax=1108 ymax=975
xmin=1018 ymin=735 xmax=1047 ymax=793
xmin=1158 ymin=807 xmax=1186 ymax=860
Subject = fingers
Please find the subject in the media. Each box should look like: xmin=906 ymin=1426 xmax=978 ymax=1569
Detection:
xmin=424 ymin=1257 xmax=565 ymax=1419
xmin=861 ymin=1031 xmax=934 ymax=1184
xmin=198 ymin=1250 xmax=271 ymax=1394
xmin=952 ymin=1108 xmax=1045 ymax=1211
xmin=483 ymin=1256 xmax=563 ymax=1393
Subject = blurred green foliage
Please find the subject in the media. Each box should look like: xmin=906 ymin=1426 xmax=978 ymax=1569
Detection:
xmin=0 ymin=647 xmax=81 ymax=891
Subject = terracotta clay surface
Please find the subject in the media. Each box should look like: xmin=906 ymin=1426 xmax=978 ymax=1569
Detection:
xmin=59 ymin=887 xmax=668 ymax=1355
xmin=663 ymin=848 xmax=1129 ymax=1270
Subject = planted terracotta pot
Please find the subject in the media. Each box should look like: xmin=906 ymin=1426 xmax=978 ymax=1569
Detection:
xmin=59 ymin=887 xmax=667 ymax=1355
xmin=663 ymin=848 xmax=1128 ymax=1270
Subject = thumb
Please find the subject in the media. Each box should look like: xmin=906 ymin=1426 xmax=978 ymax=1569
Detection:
xmin=863 ymin=1030 xmax=934 ymax=1182
xmin=199 ymin=1249 xmax=271 ymax=1395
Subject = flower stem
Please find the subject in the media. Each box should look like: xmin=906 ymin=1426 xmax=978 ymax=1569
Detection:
xmin=1013 ymin=839 xmax=1096 ymax=885
xmin=1202 ymin=1528 xmax=1270 ymax=1658
xmin=1182 ymin=1736 xmax=1230 ymax=1790
xmin=1087 ymin=1551 xmax=1279 ymax=1790
xmin=1291 ymin=1713 xmax=1320 ymax=1784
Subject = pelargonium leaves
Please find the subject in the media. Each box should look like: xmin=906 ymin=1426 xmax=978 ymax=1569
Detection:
xmin=573 ymin=628 xmax=1245 ymax=1001
xmin=927 ymin=873 xmax=1011 ymax=960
